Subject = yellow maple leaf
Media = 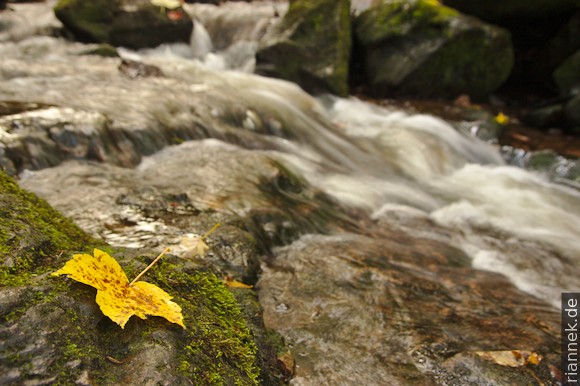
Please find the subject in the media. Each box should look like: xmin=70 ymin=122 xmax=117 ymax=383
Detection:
xmin=52 ymin=248 xmax=185 ymax=329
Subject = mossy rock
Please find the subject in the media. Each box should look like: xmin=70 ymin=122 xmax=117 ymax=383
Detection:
xmin=54 ymin=0 xmax=193 ymax=49
xmin=354 ymin=0 xmax=514 ymax=100
xmin=256 ymin=0 xmax=351 ymax=97
xmin=0 ymin=171 xmax=288 ymax=384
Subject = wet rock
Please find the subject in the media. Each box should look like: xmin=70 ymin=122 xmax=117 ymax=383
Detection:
xmin=80 ymin=43 xmax=120 ymax=57
xmin=0 ymin=106 xmax=140 ymax=173
xmin=258 ymin=232 xmax=561 ymax=385
xmin=0 ymin=170 xmax=287 ymax=385
xmin=524 ymin=103 xmax=566 ymax=129
xmin=354 ymin=0 xmax=513 ymax=100
xmin=54 ymin=0 xmax=193 ymax=49
xmin=119 ymin=59 xmax=165 ymax=79
xmin=256 ymin=0 xmax=351 ymax=96
xmin=19 ymin=140 xmax=350 ymax=255
xmin=563 ymin=93 xmax=580 ymax=133
xmin=524 ymin=93 xmax=580 ymax=134
xmin=528 ymin=10 xmax=580 ymax=91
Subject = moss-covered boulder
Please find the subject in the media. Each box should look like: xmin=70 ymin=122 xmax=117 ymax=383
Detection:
xmin=256 ymin=0 xmax=351 ymax=97
xmin=0 ymin=171 xmax=287 ymax=385
xmin=354 ymin=0 xmax=513 ymax=100
xmin=54 ymin=0 xmax=193 ymax=49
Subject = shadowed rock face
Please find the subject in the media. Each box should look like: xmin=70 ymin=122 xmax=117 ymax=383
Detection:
xmin=354 ymin=0 xmax=514 ymax=100
xmin=442 ymin=0 xmax=579 ymax=24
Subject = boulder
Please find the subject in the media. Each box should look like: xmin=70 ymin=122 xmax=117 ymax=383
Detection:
xmin=553 ymin=49 xmax=580 ymax=95
xmin=442 ymin=1 xmax=580 ymax=95
xmin=256 ymin=0 xmax=351 ymax=97
xmin=54 ymin=0 xmax=193 ymax=49
xmin=564 ymin=93 xmax=580 ymax=133
xmin=354 ymin=0 xmax=514 ymax=100
xmin=520 ymin=10 xmax=580 ymax=93
xmin=0 ymin=171 xmax=288 ymax=385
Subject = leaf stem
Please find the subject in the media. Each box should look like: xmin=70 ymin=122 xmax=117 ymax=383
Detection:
xmin=202 ymin=223 xmax=221 ymax=240
xmin=129 ymin=247 xmax=171 ymax=286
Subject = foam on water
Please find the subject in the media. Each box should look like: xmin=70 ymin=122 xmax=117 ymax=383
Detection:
xmin=319 ymin=97 xmax=580 ymax=307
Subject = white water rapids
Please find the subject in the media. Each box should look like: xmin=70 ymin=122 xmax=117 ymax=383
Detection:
xmin=1 ymin=0 xmax=579 ymax=313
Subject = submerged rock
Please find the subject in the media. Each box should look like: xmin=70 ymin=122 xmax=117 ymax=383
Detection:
xmin=256 ymin=0 xmax=351 ymax=96
xmin=354 ymin=0 xmax=513 ymax=100
xmin=259 ymin=232 xmax=561 ymax=385
xmin=54 ymin=0 xmax=193 ymax=48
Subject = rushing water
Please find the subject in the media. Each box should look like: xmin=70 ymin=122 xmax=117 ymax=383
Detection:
xmin=2 ymin=0 xmax=579 ymax=307
xmin=0 ymin=2 xmax=578 ymax=383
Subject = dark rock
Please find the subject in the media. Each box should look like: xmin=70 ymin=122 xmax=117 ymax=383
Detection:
xmin=354 ymin=0 xmax=513 ymax=100
xmin=524 ymin=103 xmax=565 ymax=129
xmin=563 ymin=93 xmax=580 ymax=133
xmin=119 ymin=59 xmax=165 ymax=79
xmin=441 ymin=0 xmax=579 ymax=24
xmin=553 ymin=49 xmax=580 ymax=96
xmin=526 ymin=10 xmax=580 ymax=91
xmin=524 ymin=92 xmax=580 ymax=134
xmin=54 ymin=0 xmax=193 ymax=49
xmin=80 ymin=43 xmax=120 ymax=57
xmin=256 ymin=0 xmax=351 ymax=96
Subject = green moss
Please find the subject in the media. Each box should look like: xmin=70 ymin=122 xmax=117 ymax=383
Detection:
xmin=258 ymin=0 xmax=351 ymax=96
xmin=54 ymin=0 xmax=117 ymax=42
xmin=356 ymin=0 xmax=459 ymax=46
xmin=151 ymin=264 xmax=261 ymax=385
xmin=356 ymin=0 xmax=513 ymax=99
xmin=0 ymin=171 xmax=95 ymax=287
xmin=0 ymin=172 xmax=285 ymax=384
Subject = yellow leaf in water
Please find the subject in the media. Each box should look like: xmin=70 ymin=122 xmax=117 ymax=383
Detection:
xmin=52 ymin=249 xmax=185 ymax=329
xmin=494 ymin=112 xmax=510 ymax=125
xmin=224 ymin=276 xmax=253 ymax=289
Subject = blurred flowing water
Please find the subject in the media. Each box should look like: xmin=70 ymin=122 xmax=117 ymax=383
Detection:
xmin=1 ymin=2 xmax=578 ymax=384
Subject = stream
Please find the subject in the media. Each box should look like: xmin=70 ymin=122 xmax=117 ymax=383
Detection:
xmin=1 ymin=1 xmax=579 ymax=384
